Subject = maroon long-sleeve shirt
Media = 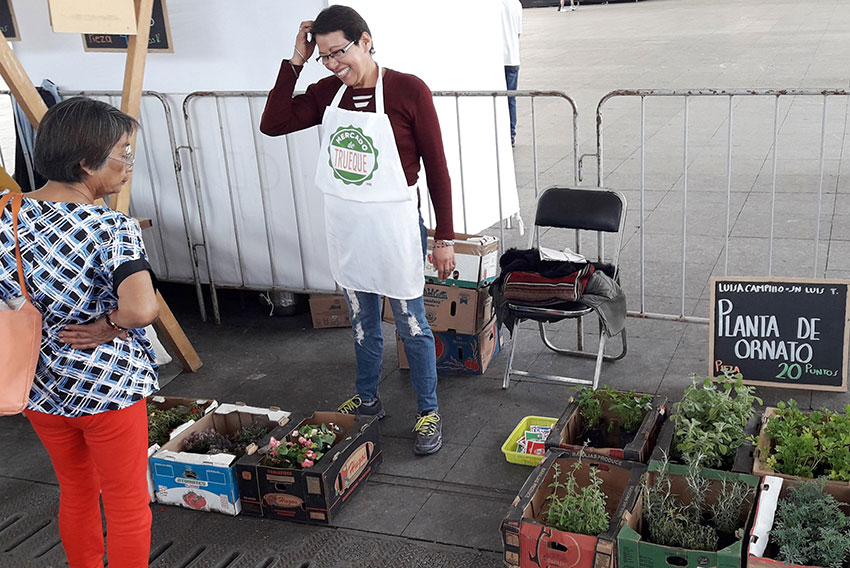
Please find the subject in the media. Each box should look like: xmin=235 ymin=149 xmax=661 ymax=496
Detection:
xmin=260 ymin=61 xmax=454 ymax=240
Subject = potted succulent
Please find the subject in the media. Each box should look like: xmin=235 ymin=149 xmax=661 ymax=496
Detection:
xmin=669 ymin=372 xmax=761 ymax=470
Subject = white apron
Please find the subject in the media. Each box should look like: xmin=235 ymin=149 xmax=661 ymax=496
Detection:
xmin=314 ymin=67 xmax=424 ymax=300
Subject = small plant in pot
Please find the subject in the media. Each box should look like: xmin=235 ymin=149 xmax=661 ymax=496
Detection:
xmin=543 ymin=451 xmax=609 ymax=535
xmin=575 ymin=386 xmax=654 ymax=449
xmin=576 ymin=387 xmax=605 ymax=448
xmin=607 ymin=389 xmax=653 ymax=447
xmin=672 ymin=371 xmax=761 ymax=470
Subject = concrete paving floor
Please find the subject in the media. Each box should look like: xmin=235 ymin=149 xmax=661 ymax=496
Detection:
xmin=2 ymin=0 xmax=850 ymax=566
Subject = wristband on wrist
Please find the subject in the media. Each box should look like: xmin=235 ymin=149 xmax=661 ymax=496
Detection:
xmin=293 ymin=46 xmax=307 ymax=64
xmin=433 ymin=239 xmax=455 ymax=249
xmin=105 ymin=309 xmax=129 ymax=332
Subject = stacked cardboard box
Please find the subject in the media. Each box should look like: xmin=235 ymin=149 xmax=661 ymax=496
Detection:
xmin=387 ymin=231 xmax=503 ymax=374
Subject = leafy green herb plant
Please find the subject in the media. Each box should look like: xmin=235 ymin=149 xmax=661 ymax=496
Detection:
xmin=672 ymin=372 xmax=761 ymax=469
xmin=764 ymin=399 xmax=850 ymax=481
xmin=607 ymin=389 xmax=653 ymax=433
xmin=544 ymin=454 xmax=610 ymax=536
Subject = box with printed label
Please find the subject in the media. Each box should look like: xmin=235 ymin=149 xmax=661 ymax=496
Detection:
xmin=236 ymin=411 xmax=382 ymax=524
xmin=501 ymin=449 xmax=646 ymax=568
xmin=382 ymin=283 xmax=494 ymax=334
xmin=309 ymin=294 xmax=350 ymax=329
xmin=150 ymin=403 xmax=290 ymax=516
xmin=146 ymin=395 xmax=218 ymax=503
xmin=397 ymin=315 xmax=503 ymax=374
xmin=617 ymin=461 xmax=759 ymax=568
xmin=424 ymin=231 xmax=499 ymax=289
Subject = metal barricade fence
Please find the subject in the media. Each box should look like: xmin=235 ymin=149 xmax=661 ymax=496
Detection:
xmin=596 ymin=89 xmax=850 ymax=324
xmin=181 ymin=90 xmax=580 ymax=324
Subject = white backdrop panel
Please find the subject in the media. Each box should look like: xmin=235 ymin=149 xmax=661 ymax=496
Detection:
xmin=12 ymin=0 xmax=519 ymax=292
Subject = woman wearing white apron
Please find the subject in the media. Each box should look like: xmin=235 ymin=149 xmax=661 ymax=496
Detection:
xmin=260 ymin=5 xmax=456 ymax=455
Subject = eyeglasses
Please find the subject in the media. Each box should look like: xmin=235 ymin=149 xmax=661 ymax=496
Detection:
xmin=315 ymin=40 xmax=356 ymax=64
xmin=108 ymin=144 xmax=135 ymax=168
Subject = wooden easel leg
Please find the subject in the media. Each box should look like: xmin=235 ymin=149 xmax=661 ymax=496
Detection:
xmin=154 ymin=291 xmax=203 ymax=372
xmin=119 ymin=0 xmax=202 ymax=373
xmin=0 ymin=37 xmax=47 ymax=127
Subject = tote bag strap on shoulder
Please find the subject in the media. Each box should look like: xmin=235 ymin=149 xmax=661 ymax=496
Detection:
xmin=0 ymin=192 xmax=31 ymax=300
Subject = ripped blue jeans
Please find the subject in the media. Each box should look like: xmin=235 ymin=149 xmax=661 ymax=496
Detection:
xmin=342 ymin=220 xmax=438 ymax=414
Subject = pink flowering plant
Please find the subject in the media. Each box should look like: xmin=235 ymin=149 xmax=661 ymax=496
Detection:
xmin=264 ymin=423 xmax=340 ymax=469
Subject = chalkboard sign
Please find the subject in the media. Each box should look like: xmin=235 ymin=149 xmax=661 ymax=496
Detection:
xmin=82 ymin=0 xmax=171 ymax=53
xmin=709 ymin=277 xmax=850 ymax=392
xmin=0 ymin=0 xmax=20 ymax=41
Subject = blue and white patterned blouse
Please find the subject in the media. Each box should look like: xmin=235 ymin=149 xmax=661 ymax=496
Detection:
xmin=0 ymin=190 xmax=159 ymax=417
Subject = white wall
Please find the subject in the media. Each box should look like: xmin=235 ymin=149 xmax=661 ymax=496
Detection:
xmin=10 ymin=0 xmax=518 ymax=291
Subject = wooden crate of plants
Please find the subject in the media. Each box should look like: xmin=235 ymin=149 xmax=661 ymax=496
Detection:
xmin=544 ymin=386 xmax=667 ymax=463
xmin=618 ymin=457 xmax=759 ymax=568
xmin=501 ymin=448 xmax=646 ymax=568
xmin=649 ymin=372 xmax=761 ymax=474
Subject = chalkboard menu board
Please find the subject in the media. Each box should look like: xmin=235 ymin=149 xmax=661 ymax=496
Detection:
xmin=710 ymin=277 xmax=850 ymax=392
xmin=0 ymin=0 xmax=19 ymax=41
xmin=82 ymin=0 xmax=171 ymax=52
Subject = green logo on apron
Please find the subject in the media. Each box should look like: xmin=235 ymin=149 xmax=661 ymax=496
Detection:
xmin=328 ymin=125 xmax=379 ymax=185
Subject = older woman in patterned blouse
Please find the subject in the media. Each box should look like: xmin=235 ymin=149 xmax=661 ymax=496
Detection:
xmin=0 ymin=97 xmax=158 ymax=567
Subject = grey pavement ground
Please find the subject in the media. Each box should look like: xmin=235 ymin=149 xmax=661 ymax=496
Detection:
xmin=3 ymin=0 xmax=850 ymax=566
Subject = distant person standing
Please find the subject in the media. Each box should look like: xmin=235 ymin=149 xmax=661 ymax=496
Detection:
xmin=500 ymin=0 xmax=522 ymax=146
xmin=558 ymin=0 xmax=576 ymax=12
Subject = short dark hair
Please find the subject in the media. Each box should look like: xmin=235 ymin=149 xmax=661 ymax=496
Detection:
xmin=33 ymin=96 xmax=138 ymax=183
xmin=312 ymin=5 xmax=374 ymax=53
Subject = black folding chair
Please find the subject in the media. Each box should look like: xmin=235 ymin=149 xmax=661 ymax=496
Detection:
xmin=502 ymin=187 xmax=628 ymax=389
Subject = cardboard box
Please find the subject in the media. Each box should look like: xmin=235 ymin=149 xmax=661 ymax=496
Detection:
xmin=649 ymin=410 xmax=761 ymax=474
xmin=397 ymin=315 xmax=503 ymax=374
xmin=747 ymin=475 xmax=850 ymax=568
xmin=309 ymin=294 xmax=350 ymax=329
xmin=150 ymin=403 xmax=290 ymax=516
xmin=617 ymin=461 xmax=759 ymax=568
xmin=382 ymin=283 xmax=494 ymax=334
xmin=236 ymin=411 xmax=382 ymax=524
xmin=425 ymin=231 xmax=499 ymax=289
xmin=501 ymin=449 xmax=646 ymax=568
xmin=146 ymin=395 xmax=218 ymax=503
xmin=544 ymin=393 xmax=668 ymax=463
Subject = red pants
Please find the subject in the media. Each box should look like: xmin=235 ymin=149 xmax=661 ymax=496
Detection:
xmin=27 ymin=400 xmax=151 ymax=568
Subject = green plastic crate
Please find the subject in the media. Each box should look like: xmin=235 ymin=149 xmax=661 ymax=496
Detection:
xmin=501 ymin=416 xmax=557 ymax=466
